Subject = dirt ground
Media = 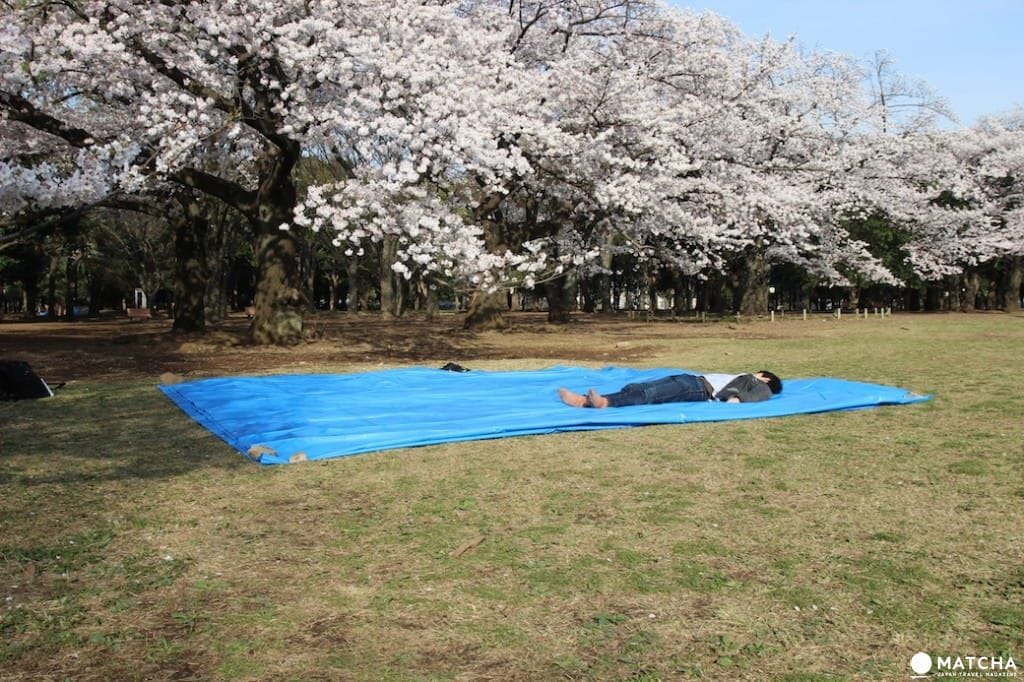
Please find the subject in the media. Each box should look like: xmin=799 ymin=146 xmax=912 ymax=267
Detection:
xmin=0 ymin=310 xmax=713 ymax=384
xmin=0 ymin=311 xmax=622 ymax=378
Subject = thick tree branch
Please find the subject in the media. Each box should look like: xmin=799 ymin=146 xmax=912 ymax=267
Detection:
xmin=0 ymin=90 xmax=96 ymax=148
xmin=172 ymin=166 xmax=256 ymax=214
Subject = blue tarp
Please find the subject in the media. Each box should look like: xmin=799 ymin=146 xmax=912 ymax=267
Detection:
xmin=158 ymin=366 xmax=931 ymax=465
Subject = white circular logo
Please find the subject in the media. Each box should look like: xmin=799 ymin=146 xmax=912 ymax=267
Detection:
xmin=911 ymin=652 xmax=933 ymax=675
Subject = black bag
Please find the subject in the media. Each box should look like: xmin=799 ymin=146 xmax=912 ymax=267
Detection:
xmin=0 ymin=361 xmax=54 ymax=400
xmin=440 ymin=362 xmax=471 ymax=373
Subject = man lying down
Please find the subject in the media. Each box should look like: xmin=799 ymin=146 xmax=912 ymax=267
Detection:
xmin=558 ymin=370 xmax=783 ymax=409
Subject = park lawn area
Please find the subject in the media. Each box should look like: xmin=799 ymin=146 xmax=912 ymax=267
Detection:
xmin=1 ymin=312 xmax=1022 ymax=680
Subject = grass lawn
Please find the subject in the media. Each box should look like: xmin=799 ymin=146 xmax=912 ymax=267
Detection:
xmin=1 ymin=312 xmax=1022 ymax=680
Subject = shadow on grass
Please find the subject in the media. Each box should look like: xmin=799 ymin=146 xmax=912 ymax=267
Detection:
xmin=0 ymin=381 xmax=246 ymax=486
xmin=0 ymin=312 xmax=644 ymax=385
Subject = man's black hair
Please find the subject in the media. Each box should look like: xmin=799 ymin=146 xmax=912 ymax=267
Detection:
xmin=758 ymin=370 xmax=783 ymax=394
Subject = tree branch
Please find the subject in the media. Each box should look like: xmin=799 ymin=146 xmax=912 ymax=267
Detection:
xmin=0 ymin=90 xmax=96 ymax=148
xmin=172 ymin=166 xmax=256 ymax=213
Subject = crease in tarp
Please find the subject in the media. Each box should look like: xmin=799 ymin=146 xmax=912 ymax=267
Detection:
xmin=158 ymin=365 xmax=931 ymax=465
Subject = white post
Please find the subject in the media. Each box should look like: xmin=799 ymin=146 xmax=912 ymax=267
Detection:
xmin=770 ymin=310 xmax=775 ymax=323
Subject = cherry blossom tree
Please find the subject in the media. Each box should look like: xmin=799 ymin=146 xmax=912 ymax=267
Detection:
xmin=896 ymin=112 xmax=1024 ymax=309
xmin=3 ymin=0 xmax=1018 ymax=331
xmin=442 ymin=1 xmax=744 ymax=324
xmin=3 ymin=0 xmax=533 ymax=340
xmin=2 ymin=0 xmax=291 ymax=337
xmin=474 ymin=1 xmax=899 ymax=318
xmin=972 ymin=111 xmax=1024 ymax=309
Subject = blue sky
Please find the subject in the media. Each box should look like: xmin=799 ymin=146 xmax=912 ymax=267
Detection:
xmin=674 ymin=0 xmax=1023 ymax=127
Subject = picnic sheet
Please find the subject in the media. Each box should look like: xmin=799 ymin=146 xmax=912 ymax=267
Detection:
xmin=158 ymin=365 xmax=931 ymax=465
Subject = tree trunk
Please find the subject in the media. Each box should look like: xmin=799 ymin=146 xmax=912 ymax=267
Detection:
xmin=249 ymin=226 xmax=304 ymax=344
xmin=646 ymin=265 xmax=657 ymax=313
xmin=848 ymin=283 xmax=861 ymax=311
xmin=302 ymin=236 xmax=317 ymax=313
xmin=998 ymin=256 xmax=1023 ymax=311
xmin=87 ymin=271 xmax=101 ymax=316
xmin=463 ymin=219 xmax=508 ymax=330
xmin=172 ymin=198 xmax=209 ymax=333
xmin=246 ymin=142 xmax=304 ymax=345
xmin=579 ymin=274 xmax=596 ymax=313
xmin=737 ymin=247 xmax=770 ymax=315
xmin=204 ymin=206 xmax=232 ymax=323
xmin=672 ymin=270 xmax=691 ymax=316
xmin=599 ymin=232 xmax=614 ymax=313
xmin=379 ymin=235 xmax=400 ymax=318
xmin=464 ymin=288 xmax=508 ymax=330
xmin=46 ymin=256 xmax=59 ymax=320
xmin=63 ymin=255 xmax=75 ymax=321
xmin=945 ymin=275 xmax=961 ymax=312
xmin=395 ymin=274 xmax=406 ymax=317
xmin=545 ymin=269 xmax=577 ymax=323
xmin=702 ymin=273 xmax=728 ymax=314
xmin=345 ymin=254 xmax=360 ymax=312
xmin=419 ymin=277 xmax=439 ymax=321
xmin=328 ymin=266 xmax=341 ymax=312
xmin=910 ymin=286 xmax=923 ymax=311
xmin=960 ymin=271 xmax=980 ymax=312
xmin=22 ymin=266 xmax=40 ymax=319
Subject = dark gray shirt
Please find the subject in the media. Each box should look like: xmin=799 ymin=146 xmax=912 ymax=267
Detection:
xmin=712 ymin=373 xmax=773 ymax=402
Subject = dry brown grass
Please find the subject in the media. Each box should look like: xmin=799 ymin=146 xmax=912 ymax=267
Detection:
xmin=1 ymin=310 xmax=1022 ymax=681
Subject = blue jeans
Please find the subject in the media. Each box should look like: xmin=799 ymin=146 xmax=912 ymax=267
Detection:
xmin=604 ymin=374 xmax=709 ymax=407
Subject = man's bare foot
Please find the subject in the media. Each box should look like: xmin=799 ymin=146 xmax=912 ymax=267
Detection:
xmin=558 ymin=387 xmax=588 ymax=408
xmin=587 ymin=388 xmax=609 ymax=409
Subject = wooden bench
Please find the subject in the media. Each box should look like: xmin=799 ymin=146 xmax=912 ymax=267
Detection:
xmin=126 ymin=307 xmax=151 ymax=321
